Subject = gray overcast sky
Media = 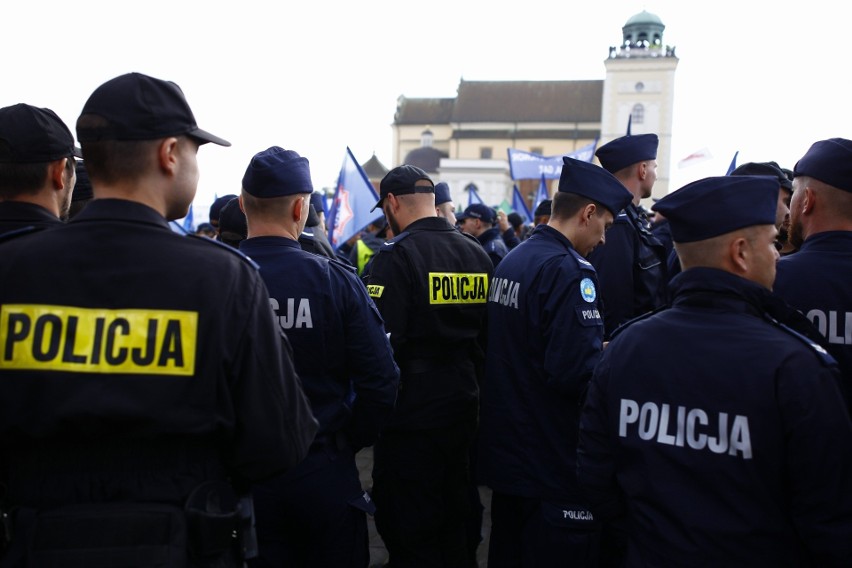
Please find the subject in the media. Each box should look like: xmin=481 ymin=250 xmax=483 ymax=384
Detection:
xmin=5 ymin=0 xmax=850 ymax=216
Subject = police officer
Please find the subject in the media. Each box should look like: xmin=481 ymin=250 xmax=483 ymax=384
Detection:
xmin=0 ymin=103 xmax=80 ymax=233
xmin=774 ymin=138 xmax=852 ymax=407
xmin=348 ymin=216 xmax=386 ymax=275
xmin=434 ymin=181 xmax=457 ymax=226
xmin=588 ymin=132 xmax=667 ymax=336
xmin=457 ymin=203 xmax=509 ymax=266
xmin=667 ymin=160 xmax=795 ymax=281
xmin=533 ymin=198 xmax=551 ymax=228
xmin=237 ymin=146 xmax=399 ymax=567
xmin=366 ymin=165 xmax=493 ymax=567
xmin=0 ymin=73 xmax=317 ymax=566
xmin=208 ymin=193 xmax=237 ymax=232
xmin=578 ymin=175 xmax=852 ymax=566
xmin=217 ymin=196 xmax=247 ymax=248
xmin=478 ymin=157 xmax=632 ymax=567
xmin=68 ymin=159 xmax=94 ymax=219
xmin=299 ymin=203 xmax=336 ymax=258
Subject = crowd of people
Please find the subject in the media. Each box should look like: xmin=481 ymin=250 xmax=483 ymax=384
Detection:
xmin=1 ymin=70 xmax=851 ymax=568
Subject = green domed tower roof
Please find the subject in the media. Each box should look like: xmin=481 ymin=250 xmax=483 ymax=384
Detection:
xmin=622 ymin=10 xmax=665 ymax=48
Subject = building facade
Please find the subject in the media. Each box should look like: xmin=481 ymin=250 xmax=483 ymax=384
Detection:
xmin=391 ymin=10 xmax=678 ymax=209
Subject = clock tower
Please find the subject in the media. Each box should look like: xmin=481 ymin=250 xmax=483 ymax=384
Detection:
xmin=601 ymin=10 xmax=678 ymax=199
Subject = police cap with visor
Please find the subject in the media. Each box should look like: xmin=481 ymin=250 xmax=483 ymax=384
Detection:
xmin=652 ymin=176 xmax=779 ymax=243
xmin=76 ymin=72 xmax=230 ymax=147
xmin=595 ymin=133 xmax=659 ymax=173
xmin=372 ymin=165 xmax=434 ymax=212
xmin=0 ymin=103 xmax=82 ymax=163
xmin=558 ymin=157 xmax=633 ymax=216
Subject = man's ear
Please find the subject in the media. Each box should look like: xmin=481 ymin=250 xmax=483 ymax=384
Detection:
xmin=729 ymin=236 xmax=749 ymax=274
xmin=800 ymin=186 xmax=815 ymax=216
xmin=157 ymin=137 xmax=180 ymax=174
xmin=293 ymin=194 xmax=306 ymax=222
xmin=48 ymin=158 xmax=68 ymax=190
xmin=582 ymin=202 xmax=597 ymax=224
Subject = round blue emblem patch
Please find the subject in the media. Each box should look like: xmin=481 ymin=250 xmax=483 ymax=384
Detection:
xmin=580 ymin=278 xmax=596 ymax=303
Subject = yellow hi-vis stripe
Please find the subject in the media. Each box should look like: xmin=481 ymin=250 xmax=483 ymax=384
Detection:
xmin=0 ymin=304 xmax=197 ymax=376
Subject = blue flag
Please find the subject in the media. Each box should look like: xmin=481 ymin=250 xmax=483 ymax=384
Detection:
xmin=328 ymin=147 xmax=383 ymax=250
xmin=725 ymin=151 xmax=739 ymax=175
xmin=468 ymin=184 xmax=484 ymax=207
xmin=507 ymin=139 xmax=598 ymax=180
xmin=533 ymin=175 xmax=549 ymax=214
xmin=511 ymin=185 xmax=532 ymax=224
xmin=181 ymin=203 xmax=195 ymax=232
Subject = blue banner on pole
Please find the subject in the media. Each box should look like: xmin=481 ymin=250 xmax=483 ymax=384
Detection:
xmin=507 ymin=139 xmax=598 ymax=180
xmin=725 ymin=151 xmax=739 ymax=175
xmin=328 ymin=147 xmax=383 ymax=250
xmin=512 ymin=185 xmax=532 ymax=224
xmin=467 ymin=184 xmax=484 ymax=207
xmin=533 ymin=176 xmax=549 ymax=214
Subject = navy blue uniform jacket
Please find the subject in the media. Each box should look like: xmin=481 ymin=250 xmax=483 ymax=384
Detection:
xmin=476 ymin=226 xmax=509 ymax=267
xmin=587 ymin=203 xmax=667 ymax=336
xmin=239 ymin=236 xmax=399 ymax=451
xmin=578 ymin=268 xmax=852 ymax=566
xmin=479 ymin=225 xmax=604 ymax=501
xmin=774 ymin=231 xmax=852 ymax=400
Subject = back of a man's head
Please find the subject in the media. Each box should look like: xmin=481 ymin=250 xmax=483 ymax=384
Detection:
xmin=0 ymin=103 xmax=81 ymax=199
xmin=791 ymin=138 xmax=852 ymax=230
xmin=655 ymin=176 xmax=780 ymax=286
xmin=240 ymin=147 xmax=313 ymax=238
xmin=76 ymin=72 xmax=230 ymax=187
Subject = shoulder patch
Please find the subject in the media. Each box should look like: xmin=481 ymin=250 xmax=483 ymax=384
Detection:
xmin=187 ymin=234 xmax=259 ymax=269
xmin=376 ymin=231 xmax=410 ymax=254
xmin=609 ymin=304 xmax=669 ymax=341
xmin=766 ymin=316 xmax=838 ymax=368
xmin=460 ymin=231 xmax=480 ymax=245
xmin=568 ymin=247 xmax=596 ymax=272
xmin=327 ymin=256 xmax=358 ymax=275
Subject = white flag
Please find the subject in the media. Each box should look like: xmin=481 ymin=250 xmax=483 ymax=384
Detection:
xmin=678 ymin=148 xmax=713 ymax=169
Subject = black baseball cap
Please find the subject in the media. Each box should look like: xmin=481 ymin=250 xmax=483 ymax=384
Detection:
xmin=730 ymin=161 xmax=792 ymax=191
xmin=76 ymin=72 xmax=230 ymax=146
xmin=0 ymin=103 xmax=82 ymax=163
xmin=371 ymin=164 xmax=434 ymax=212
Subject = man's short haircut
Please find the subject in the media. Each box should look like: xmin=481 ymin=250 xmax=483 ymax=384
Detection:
xmin=674 ymin=225 xmax=768 ymax=270
xmin=551 ymin=191 xmax=607 ymax=220
xmin=241 ymin=190 xmax=304 ymax=223
xmin=0 ymin=149 xmax=49 ymax=197
xmin=75 ymin=114 xmax=160 ymax=185
xmin=808 ymin=176 xmax=852 ymax=220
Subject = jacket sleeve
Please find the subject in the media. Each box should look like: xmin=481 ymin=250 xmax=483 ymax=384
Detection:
xmin=337 ymin=267 xmax=400 ymax=450
xmin=587 ymin=222 xmax=635 ymax=335
xmin=365 ymin=246 xmax=413 ymax=353
xmin=227 ymin=274 xmax=318 ymax=489
xmin=576 ymin=350 xmax=626 ymax=522
xmin=778 ymin=353 xmax=852 ymax=565
xmin=540 ymin=261 xmax=604 ymax=396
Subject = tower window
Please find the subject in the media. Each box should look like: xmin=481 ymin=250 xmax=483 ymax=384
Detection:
xmin=631 ymin=104 xmax=645 ymax=125
xmin=480 ymin=147 xmax=493 ymax=159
